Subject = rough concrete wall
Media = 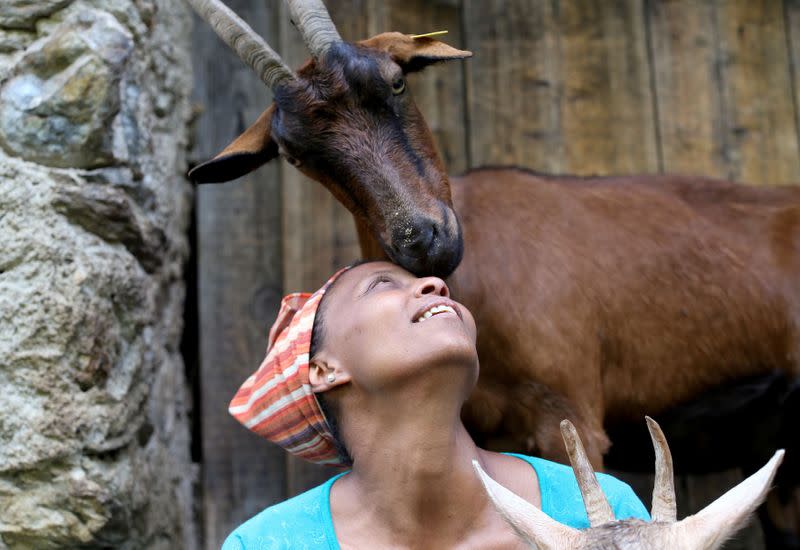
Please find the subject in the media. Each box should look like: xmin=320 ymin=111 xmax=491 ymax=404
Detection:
xmin=0 ymin=0 xmax=197 ymax=548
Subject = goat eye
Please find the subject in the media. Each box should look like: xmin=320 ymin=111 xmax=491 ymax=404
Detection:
xmin=391 ymin=77 xmax=406 ymax=95
xmin=283 ymin=154 xmax=301 ymax=167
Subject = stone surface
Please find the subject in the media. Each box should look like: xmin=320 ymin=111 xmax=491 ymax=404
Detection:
xmin=0 ymin=30 xmax=34 ymax=53
xmin=0 ymin=0 xmax=197 ymax=547
xmin=0 ymin=0 xmax=73 ymax=31
xmin=0 ymin=9 xmax=133 ymax=168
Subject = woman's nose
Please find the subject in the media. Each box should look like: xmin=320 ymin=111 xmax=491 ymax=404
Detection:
xmin=415 ymin=276 xmax=450 ymax=298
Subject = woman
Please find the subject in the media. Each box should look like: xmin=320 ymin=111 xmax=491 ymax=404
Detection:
xmin=224 ymin=261 xmax=648 ymax=549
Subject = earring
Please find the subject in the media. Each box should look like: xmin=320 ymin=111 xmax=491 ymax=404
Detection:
xmin=326 ymin=373 xmax=336 ymax=384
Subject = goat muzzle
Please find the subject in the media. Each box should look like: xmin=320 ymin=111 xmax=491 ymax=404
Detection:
xmin=387 ymin=211 xmax=463 ymax=278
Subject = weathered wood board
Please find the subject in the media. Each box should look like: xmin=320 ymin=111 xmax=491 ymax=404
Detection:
xmin=649 ymin=0 xmax=800 ymax=184
xmin=463 ymin=0 xmax=658 ymax=174
xmin=464 ymin=0 xmax=564 ymax=171
xmin=192 ymin=1 xmax=287 ymax=548
xmin=559 ymin=0 xmax=659 ymax=174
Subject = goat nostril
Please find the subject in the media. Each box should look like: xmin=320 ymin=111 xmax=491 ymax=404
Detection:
xmin=398 ymin=222 xmax=436 ymax=256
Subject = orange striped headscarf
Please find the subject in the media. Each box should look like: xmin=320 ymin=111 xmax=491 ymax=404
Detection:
xmin=228 ymin=267 xmax=350 ymax=466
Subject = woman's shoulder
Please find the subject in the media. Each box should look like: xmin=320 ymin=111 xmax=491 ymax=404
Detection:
xmin=222 ymin=475 xmax=342 ymax=550
xmin=504 ymin=453 xmax=650 ymax=528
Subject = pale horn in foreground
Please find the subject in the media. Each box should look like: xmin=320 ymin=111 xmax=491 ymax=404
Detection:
xmin=473 ymin=418 xmax=784 ymax=550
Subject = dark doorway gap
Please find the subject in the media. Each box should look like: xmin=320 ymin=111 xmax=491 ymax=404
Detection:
xmin=180 ymin=198 xmax=203 ymax=465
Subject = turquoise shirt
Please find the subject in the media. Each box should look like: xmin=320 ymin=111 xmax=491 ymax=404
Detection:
xmin=223 ymin=453 xmax=650 ymax=549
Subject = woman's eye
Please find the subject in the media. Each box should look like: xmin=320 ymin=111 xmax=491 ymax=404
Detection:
xmin=367 ymin=276 xmax=392 ymax=291
xmin=391 ymin=77 xmax=406 ymax=95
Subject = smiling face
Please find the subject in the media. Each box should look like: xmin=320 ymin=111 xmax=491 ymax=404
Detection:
xmin=313 ymin=262 xmax=478 ymax=395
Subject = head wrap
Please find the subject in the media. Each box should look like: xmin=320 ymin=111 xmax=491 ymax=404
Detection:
xmin=228 ymin=266 xmax=350 ymax=466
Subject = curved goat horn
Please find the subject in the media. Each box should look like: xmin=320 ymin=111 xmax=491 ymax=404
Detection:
xmin=285 ymin=0 xmax=342 ymax=60
xmin=186 ymin=0 xmax=295 ymax=89
xmin=675 ymin=450 xmax=784 ymax=548
xmin=647 ymin=416 xmax=677 ymax=522
xmin=560 ymin=420 xmax=615 ymax=527
xmin=472 ymin=460 xmax=584 ymax=549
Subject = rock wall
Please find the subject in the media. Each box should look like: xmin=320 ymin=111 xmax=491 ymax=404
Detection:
xmin=0 ymin=0 xmax=197 ymax=548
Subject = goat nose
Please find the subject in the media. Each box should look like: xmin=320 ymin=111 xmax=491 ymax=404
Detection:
xmin=415 ymin=276 xmax=449 ymax=298
xmin=394 ymin=221 xmax=435 ymax=257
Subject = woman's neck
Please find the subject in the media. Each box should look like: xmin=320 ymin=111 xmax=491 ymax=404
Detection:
xmin=331 ymin=382 xmax=509 ymax=547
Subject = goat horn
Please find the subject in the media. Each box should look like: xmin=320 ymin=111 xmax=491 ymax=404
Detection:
xmin=186 ymin=0 xmax=295 ymax=89
xmin=674 ymin=450 xmax=784 ymax=548
xmin=285 ymin=0 xmax=342 ymax=60
xmin=472 ymin=460 xmax=583 ymax=549
xmin=560 ymin=420 xmax=615 ymax=527
xmin=646 ymin=416 xmax=677 ymax=522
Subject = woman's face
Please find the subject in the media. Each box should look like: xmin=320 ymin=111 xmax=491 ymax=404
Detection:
xmin=315 ymin=261 xmax=479 ymax=393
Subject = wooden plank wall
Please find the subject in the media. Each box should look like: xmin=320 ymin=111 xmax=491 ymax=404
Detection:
xmin=191 ymin=1 xmax=287 ymax=547
xmin=192 ymin=1 xmax=800 ymax=548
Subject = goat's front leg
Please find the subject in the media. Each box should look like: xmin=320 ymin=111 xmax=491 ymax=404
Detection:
xmin=463 ymin=377 xmax=610 ymax=469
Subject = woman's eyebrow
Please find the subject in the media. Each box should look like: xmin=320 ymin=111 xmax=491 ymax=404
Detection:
xmin=370 ymin=269 xmax=395 ymax=279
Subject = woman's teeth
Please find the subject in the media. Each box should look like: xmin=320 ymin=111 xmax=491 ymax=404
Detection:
xmin=417 ymin=304 xmax=456 ymax=322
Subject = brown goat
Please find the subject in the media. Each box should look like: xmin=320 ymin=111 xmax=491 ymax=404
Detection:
xmin=188 ymin=0 xmax=800 ymax=476
xmin=474 ymin=418 xmax=785 ymax=550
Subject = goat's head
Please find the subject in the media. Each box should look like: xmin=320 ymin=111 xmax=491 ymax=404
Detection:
xmin=473 ymin=418 xmax=784 ymax=550
xmin=187 ymin=0 xmax=471 ymax=277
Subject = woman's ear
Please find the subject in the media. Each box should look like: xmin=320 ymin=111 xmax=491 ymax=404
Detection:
xmin=309 ymin=358 xmax=351 ymax=393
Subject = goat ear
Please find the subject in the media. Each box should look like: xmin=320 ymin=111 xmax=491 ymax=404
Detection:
xmin=674 ymin=450 xmax=784 ymax=548
xmin=472 ymin=460 xmax=583 ymax=550
xmin=189 ymin=105 xmax=279 ymax=183
xmin=360 ymin=32 xmax=472 ymax=73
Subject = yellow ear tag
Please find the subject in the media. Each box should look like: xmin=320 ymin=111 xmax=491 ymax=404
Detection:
xmin=411 ymin=30 xmax=449 ymax=39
